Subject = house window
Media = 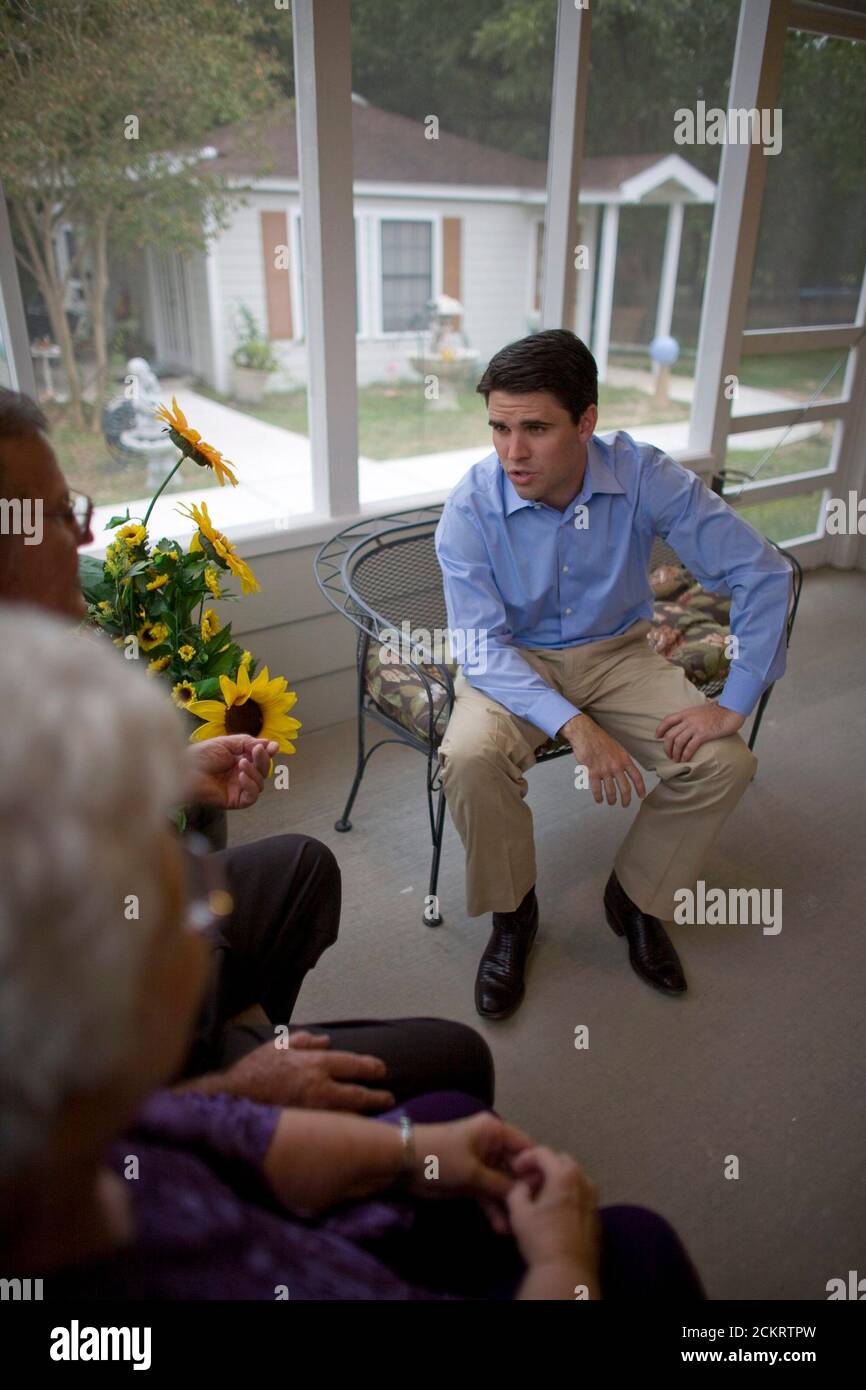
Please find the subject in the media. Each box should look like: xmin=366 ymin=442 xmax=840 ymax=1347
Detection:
xmin=380 ymin=220 xmax=433 ymax=333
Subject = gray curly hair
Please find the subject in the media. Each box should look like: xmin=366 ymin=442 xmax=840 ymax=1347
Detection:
xmin=0 ymin=603 xmax=187 ymax=1180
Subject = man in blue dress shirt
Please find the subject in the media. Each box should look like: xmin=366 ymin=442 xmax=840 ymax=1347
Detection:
xmin=434 ymin=330 xmax=791 ymax=1019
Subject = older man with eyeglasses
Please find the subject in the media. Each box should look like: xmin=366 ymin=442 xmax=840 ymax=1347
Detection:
xmin=0 ymin=386 xmax=495 ymax=1115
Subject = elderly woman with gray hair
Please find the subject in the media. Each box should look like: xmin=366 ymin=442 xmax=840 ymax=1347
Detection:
xmin=0 ymin=605 xmax=704 ymax=1300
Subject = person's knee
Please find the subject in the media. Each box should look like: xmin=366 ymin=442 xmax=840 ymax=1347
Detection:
xmin=440 ymin=726 xmax=510 ymax=795
xmin=297 ymin=835 xmax=341 ymax=890
xmin=448 ymin=1021 xmax=495 ymax=1105
xmin=600 ymin=1204 xmax=704 ymax=1297
xmin=713 ymin=735 xmax=757 ymax=792
xmin=417 ymin=1018 xmax=495 ymax=1106
xmin=268 ymin=834 xmax=341 ymax=945
xmin=604 ymin=1203 xmax=679 ymax=1243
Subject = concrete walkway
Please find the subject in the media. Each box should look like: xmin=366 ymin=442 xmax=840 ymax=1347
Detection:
xmin=605 ymin=365 xmax=824 ymax=453
xmin=85 ymin=372 xmax=821 ymax=547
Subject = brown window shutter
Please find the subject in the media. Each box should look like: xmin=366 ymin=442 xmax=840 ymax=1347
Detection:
xmin=442 ymin=217 xmax=462 ymax=301
xmin=260 ymin=210 xmax=293 ymax=339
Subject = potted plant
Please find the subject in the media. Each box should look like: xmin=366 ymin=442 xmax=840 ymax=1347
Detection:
xmin=80 ymin=395 xmax=301 ymax=843
xmin=231 ymin=305 xmax=280 ymax=404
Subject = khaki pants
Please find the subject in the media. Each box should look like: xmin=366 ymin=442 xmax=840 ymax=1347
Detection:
xmin=438 ymin=619 xmax=757 ymax=920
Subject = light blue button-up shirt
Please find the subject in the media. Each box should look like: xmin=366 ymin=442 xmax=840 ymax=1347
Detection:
xmin=434 ymin=430 xmax=792 ymax=739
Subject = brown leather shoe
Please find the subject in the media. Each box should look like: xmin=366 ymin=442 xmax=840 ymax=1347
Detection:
xmin=475 ymin=887 xmax=539 ymax=1020
xmin=604 ymin=871 xmax=686 ymax=995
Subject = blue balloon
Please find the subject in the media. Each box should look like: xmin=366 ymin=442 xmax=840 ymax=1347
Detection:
xmin=650 ymin=334 xmax=680 ymax=366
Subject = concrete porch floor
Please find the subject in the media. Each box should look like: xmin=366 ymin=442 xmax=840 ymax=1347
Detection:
xmin=223 ymin=566 xmax=866 ymax=1301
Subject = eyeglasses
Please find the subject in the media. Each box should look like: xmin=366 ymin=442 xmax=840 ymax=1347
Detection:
xmin=45 ymin=489 xmax=93 ymax=542
xmin=179 ymin=833 xmax=235 ymax=935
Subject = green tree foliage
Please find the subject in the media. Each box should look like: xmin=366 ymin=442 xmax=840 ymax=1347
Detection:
xmin=343 ymin=1 xmax=865 ymax=325
xmin=0 ymin=0 xmax=281 ymax=427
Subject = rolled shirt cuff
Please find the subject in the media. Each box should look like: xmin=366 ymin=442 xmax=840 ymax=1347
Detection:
xmin=527 ymin=689 xmax=583 ymax=740
xmin=718 ymin=667 xmax=766 ymax=719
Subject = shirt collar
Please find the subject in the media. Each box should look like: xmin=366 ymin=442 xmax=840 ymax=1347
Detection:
xmin=502 ymin=436 xmax=626 ymax=517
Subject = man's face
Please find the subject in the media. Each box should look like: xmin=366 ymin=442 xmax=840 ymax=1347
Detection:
xmin=487 ymin=389 xmax=598 ymax=511
xmin=0 ymin=432 xmax=91 ymax=619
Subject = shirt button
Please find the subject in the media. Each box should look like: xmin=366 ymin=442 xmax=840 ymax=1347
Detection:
xmin=565 ymin=607 xmax=572 ymax=615
xmin=562 ymin=565 xmax=569 ymax=572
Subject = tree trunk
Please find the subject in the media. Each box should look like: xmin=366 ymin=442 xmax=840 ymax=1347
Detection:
xmin=12 ymin=199 xmax=86 ymax=430
xmin=86 ymin=214 xmax=110 ymax=435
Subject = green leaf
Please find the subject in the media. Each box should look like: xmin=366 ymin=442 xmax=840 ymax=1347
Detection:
xmin=79 ymin=554 xmax=113 ymax=603
xmin=194 ymin=676 xmax=224 ymax=701
xmin=104 ymin=512 xmax=131 ymax=530
xmin=195 ymin=532 xmax=220 ymax=564
xmin=204 ymin=645 xmax=241 ymax=679
xmin=202 ymin=622 xmax=233 ymax=655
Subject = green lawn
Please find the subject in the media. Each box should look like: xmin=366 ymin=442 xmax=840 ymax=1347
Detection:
xmin=723 ymin=424 xmax=834 ymax=542
xmin=609 ymin=347 xmax=848 ymax=401
xmin=56 ymin=361 xmax=832 ymax=546
xmin=50 ymin=406 xmax=219 ymax=513
xmin=735 ymin=489 xmax=825 ymax=545
xmin=195 ymin=378 xmax=688 ymax=460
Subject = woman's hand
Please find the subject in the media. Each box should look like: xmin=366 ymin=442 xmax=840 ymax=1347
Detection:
xmin=507 ymin=1147 xmax=602 ymax=1298
xmin=406 ymin=1113 xmax=534 ymax=1206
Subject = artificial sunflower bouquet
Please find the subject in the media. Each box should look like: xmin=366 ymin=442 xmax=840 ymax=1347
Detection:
xmin=80 ymin=398 xmax=301 ymax=755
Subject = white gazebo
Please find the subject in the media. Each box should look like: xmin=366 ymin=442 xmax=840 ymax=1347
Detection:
xmin=573 ymin=152 xmax=717 ymax=380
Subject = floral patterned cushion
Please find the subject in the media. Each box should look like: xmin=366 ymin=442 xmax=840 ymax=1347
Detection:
xmin=364 ymin=563 xmax=733 ymax=748
xmin=365 ymin=646 xmax=454 ymax=745
xmin=648 ymin=563 xmax=732 ymax=692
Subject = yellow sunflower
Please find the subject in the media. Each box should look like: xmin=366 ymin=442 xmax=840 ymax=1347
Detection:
xmin=177 ymin=500 xmax=260 ymax=595
xmin=204 ymin=564 xmax=222 ymax=599
xmin=138 ymin=621 xmax=169 ymax=652
xmin=178 ymin=644 xmax=197 ymax=663
xmin=148 ymin=655 xmax=171 ymax=674
xmin=188 ymin=666 xmax=301 ymax=754
xmin=171 ymin=681 xmax=198 ymax=709
xmin=146 ymin=573 xmax=169 ymax=591
xmin=155 ymin=397 xmax=239 ymax=487
xmin=240 ymin=649 xmax=252 ymax=669
xmin=201 ymin=609 xmax=220 ymax=641
xmin=104 ymin=540 xmax=131 ymax=578
xmin=116 ymin=523 xmax=148 ymax=547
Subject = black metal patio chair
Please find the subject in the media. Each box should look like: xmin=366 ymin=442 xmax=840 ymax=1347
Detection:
xmin=314 ymin=487 xmax=802 ymax=926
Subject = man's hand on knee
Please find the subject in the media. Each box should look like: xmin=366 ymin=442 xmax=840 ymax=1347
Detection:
xmin=656 ymin=703 xmax=745 ymax=763
xmin=560 ymin=713 xmax=646 ymax=808
xmin=177 ymin=1034 xmax=396 ymax=1112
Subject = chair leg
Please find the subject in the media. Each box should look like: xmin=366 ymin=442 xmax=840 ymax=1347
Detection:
xmin=335 ymin=701 xmax=367 ymax=832
xmin=423 ymin=762 xmax=446 ymax=926
xmin=748 ymin=685 xmax=773 ymax=754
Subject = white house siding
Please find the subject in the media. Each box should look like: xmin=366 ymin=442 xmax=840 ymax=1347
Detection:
xmin=458 ymin=198 xmax=540 ymax=363
xmin=187 ymin=252 xmax=215 ymax=384
xmin=145 ymin=245 xmax=213 ymax=380
xmin=212 ymin=196 xmax=291 ymax=386
xmin=209 ymin=189 xmax=540 ymax=393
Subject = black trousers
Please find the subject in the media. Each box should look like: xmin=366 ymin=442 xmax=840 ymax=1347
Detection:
xmin=182 ymin=833 xmax=495 ymax=1107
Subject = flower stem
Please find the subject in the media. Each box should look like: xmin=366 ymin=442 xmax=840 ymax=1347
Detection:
xmin=143 ymin=452 xmax=186 ymax=528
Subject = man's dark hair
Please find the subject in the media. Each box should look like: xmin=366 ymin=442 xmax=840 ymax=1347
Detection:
xmin=476 ymin=329 xmax=598 ymax=424
xmin=0 ymin=388 xmax=48 ymax=489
